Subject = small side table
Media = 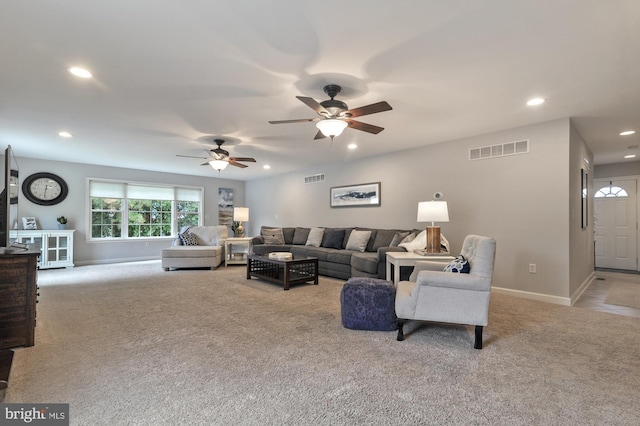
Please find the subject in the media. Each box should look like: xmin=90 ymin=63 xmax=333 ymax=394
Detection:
xmin=224 ymin=237 xmax=253 ymax=266
xmin=386 ymin=252 xmax=455 ymax=284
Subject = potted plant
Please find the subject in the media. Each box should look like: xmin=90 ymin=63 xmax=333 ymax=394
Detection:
xmin=231 ymin=221 xmax=244 ymax=237
xmin=56 ymin=216 xmax=68 ymax=230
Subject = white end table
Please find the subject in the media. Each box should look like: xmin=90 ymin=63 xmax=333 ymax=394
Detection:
xmin=386 ymin=251 xmax=455 ymax=284
xmin=224 ymin=237 xmax=253 ymax=266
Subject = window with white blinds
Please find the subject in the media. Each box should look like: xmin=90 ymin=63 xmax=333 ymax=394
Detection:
xmin=88 ymin=179 xmax=203 ymax=240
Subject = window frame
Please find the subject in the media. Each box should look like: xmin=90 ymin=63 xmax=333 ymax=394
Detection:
xmin=87 ymin=178 xmax=204 ymax=242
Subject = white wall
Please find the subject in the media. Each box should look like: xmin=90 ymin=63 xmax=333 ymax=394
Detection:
xmin=10 ymin=157 xmax=245 ymax=264
xmin=247 ymin=118 xmax=592 ymax=303
xmin=569 ymin=121 xmax=595 ymax=301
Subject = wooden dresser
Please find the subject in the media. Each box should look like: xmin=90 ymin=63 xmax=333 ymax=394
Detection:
xmin=0 ymin=250 xmax=39 ymax=350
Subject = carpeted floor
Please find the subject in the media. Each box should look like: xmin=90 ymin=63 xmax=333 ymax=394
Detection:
xmin=5 ymin=261 xmax=640 ymax=425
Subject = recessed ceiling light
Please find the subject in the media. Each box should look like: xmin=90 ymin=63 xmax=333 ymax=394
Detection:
xmin=58 ymin=131 xmax=72 ymax=138
xmin=263 ymin=164 xmax=271 ymax=170
xmin=347 ymin=143 xmax=357 ymax=150
xmin=624 ymin=154 xmax=636 ymax=159
xmin=526 ymin=98 xmax=545 ymax=106
xmin=620 ymin=130 xmax=636 ymax=136
xmin=68 ymin=67 xmax=92 ymax=78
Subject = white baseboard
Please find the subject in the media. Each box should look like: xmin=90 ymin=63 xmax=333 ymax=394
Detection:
xmin=74 ymin=256 xmax=161 ymax=266
xmin=570 ymin=271 xmax=597 ymax=306
xmin=491 ymin=286 xmax=571 ymax=306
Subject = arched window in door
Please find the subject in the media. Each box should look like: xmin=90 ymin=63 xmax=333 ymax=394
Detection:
xmin=594 ymin=183 xmax=628 ymax=198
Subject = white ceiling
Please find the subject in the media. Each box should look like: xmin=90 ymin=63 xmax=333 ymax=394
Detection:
xmin=2 ymin=1 xmax=639 ymax=181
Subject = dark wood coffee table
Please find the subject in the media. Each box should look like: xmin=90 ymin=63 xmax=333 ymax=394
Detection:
xmin=247 ymin=254 xmax=319 ymax=290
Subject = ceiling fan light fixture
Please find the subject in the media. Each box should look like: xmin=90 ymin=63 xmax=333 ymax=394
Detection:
xmin=316 ymin=119 xmax=348 ymax=138
xmin=209 ymin=159 xmax=229 ymax=171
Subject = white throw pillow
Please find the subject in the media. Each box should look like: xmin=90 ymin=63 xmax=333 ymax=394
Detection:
xmin=305 ymin=227 xmax=324 ymax=247
xmin=345 ymin=230 xmax=372 ymax=252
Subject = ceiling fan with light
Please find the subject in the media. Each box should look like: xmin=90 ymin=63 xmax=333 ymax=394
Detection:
xmin=269 ymin=84 xmax=392 ymax=140
xmin=176 ymin=139 xmax=256 ymax=171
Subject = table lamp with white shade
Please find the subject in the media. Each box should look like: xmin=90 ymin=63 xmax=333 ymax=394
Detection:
xmin=417 ymin=201 xmax=449 ymax=253
xmin=233 ymin=207 xmax=249 ymax=237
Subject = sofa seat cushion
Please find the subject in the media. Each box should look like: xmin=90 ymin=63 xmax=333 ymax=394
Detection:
xmin=350 ymin=251 xmax=379 ymax=275
xmin=326 ymin=249 xmax=353 ymax=265
xmin=291 ymin=246 xmax=352 ymax=264
xmin=162 ymin=245 xmax=222 ymax=258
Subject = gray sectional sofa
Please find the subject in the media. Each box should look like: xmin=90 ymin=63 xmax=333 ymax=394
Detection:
xmin=251 ymin=226 xmax=422 ymax=280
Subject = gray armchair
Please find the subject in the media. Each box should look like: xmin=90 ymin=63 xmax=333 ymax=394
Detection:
xmin=395 ymin=235 xmax=496 ymax=349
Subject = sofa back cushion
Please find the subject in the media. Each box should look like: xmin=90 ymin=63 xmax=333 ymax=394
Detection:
xmin=292 ymin=227 xmax=311 ymax=245
xmin=282 ymin=227 xmax=295 ymax=244
xmin=369 ymin=229 xmax=398 ymax=252
xmin=188 ymin=225 xmax=228 ymax=246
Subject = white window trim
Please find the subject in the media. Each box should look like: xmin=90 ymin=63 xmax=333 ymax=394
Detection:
xmin=86 ymin=177 xmax=204 ymax=243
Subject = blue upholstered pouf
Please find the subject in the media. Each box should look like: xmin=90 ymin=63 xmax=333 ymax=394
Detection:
xmin=340 ymin=277 xmax=397 ymax=331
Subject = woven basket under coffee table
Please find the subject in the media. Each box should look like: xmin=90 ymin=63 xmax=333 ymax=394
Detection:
xmin=340 ymin=277 xmax=397 ymax=331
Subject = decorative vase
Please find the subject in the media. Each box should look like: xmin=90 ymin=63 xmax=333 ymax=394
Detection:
xmin=57 ymin=223 xmax=66 ymax=230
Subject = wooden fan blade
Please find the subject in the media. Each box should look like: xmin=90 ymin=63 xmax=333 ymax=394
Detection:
xmin=346 ymin=101 xmax=392 ymax=118
xmin=228 ymin=160 xmax=248 ymax=168
xmin=297 ymin=96 xmax=330 ymax=115
xmin=314 ymin=130 xmax=327 ymax=140
xmin=347 ymin=120 xmax=385 ymax=134
xmin=269 ymin=118 xmax=318 ymax=124
xmin=177 ymin=154 xmax=208 ymax=159
xmin=230 ymin=157 xmax=256 ymax=163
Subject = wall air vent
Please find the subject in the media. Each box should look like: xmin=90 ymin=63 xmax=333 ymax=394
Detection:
xmin=469 ymin=139 xmax=529 ymax=161
xmin=304 ymin=173 xmax=326 ymax=184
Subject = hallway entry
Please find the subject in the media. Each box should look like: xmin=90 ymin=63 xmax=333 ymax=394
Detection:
xmin=594 ymin=178 xmax=638 ymax=271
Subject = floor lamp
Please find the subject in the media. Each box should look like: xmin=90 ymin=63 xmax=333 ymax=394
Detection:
xmin=417 ymin=201 xmax=449 ymax=253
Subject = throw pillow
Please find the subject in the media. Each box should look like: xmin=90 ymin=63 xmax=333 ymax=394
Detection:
xmin=389 ymin=231 xmax=411 ymax=247
xmin=398 ymin=230 xmax=426 ymax=252
xmin=443 ymin=255 xmax=471 ymax=273
xmin=180 ymin=231 xmax=198 ymax=246
xmin=262 ymin=227 xmax=285 ymax=245
xmin=305 ymin=227 xmax=324 ymax=247
xmin=322 ymin=229 xmax=346 ymax=249
xmin=292 ymin=227 xmax=311 ymax=245
xmin=399 ymin=232 xmax=417 ymax=244
xmin=345 ymin=230 xmax=372 ymax=252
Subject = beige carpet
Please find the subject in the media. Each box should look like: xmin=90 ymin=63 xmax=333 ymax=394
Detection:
xmin=605 ymin=282 xmax=640 ymax=309
xmin=5 ymin=261 xmax=640 ymax=425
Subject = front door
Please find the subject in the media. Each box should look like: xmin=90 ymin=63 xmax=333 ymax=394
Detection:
xmin=594 ymin=179 xmax=637 ymax=270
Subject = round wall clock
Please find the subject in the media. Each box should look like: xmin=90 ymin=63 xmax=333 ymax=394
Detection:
xmin=22 ymin=172 xmax=69 ymax=206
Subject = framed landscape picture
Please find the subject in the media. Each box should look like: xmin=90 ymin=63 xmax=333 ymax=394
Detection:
xmin=330 ymin=182 xmax=381 ymax=208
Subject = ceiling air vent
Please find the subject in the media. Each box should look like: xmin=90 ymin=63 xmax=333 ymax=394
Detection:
xmin=469 ymin=139 xmax=529 ymax=161
xmin=304 ymin=173 xmax=325 ymax=184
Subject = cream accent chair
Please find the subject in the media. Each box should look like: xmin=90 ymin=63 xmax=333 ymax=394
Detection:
xmin=395 ymin=235 xmax=496 ymax=349
xmin=161 ymin=225 xmax=227 ymax=271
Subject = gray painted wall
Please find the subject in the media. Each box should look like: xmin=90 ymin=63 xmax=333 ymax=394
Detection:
xmin=594 ymin=160 xmax=640 ymax=179
xmin=247 ymin=118 xmax=593 ymax=302
xmin=8 ymin=157 xmax=245 ymax=264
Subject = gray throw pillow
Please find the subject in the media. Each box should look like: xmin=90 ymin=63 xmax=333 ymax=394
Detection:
xmin=321 ymin=229 xmax=345 ymax=249
xmin=390 ymin=231 xmax=411 ymax=247
xmin=345 ymin=230 xmax=372 ymax=252
xmin=292 ymin=227 xmax=310 ymax=245
xmin=262 ymin=228 xmax=285 ymax=245
xmin=305 ymin=227 xmax=324 ymax=247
